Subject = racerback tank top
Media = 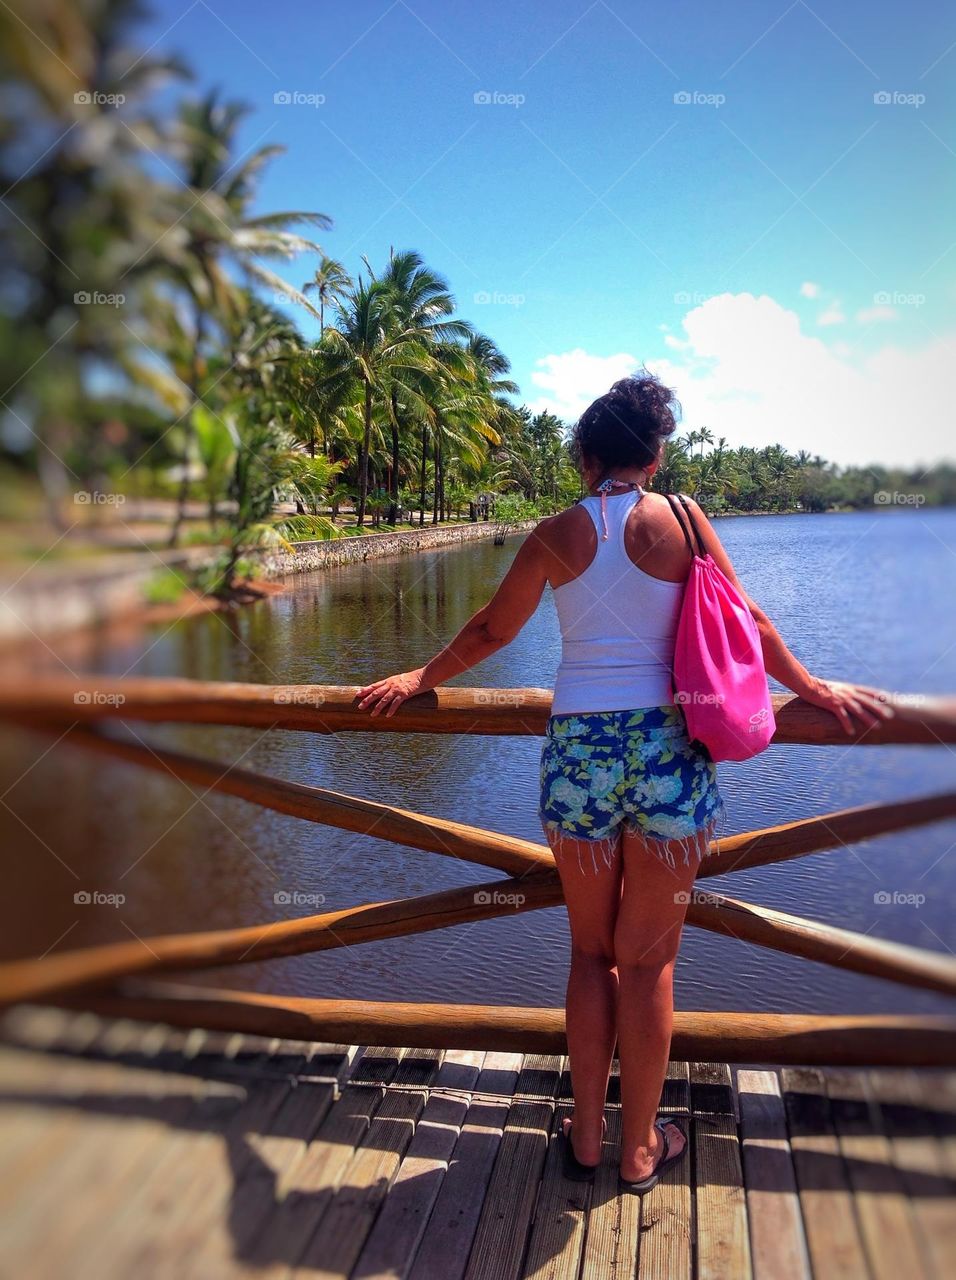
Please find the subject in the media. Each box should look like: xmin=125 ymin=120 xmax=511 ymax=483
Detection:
xmin=550 ymin=489 xmax=685 ymax=715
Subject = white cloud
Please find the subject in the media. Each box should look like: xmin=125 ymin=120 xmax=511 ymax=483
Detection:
xmin=856 ymin=305 xmax=897 ymax=325
xmin=527 ymin=348 xmax=638 ymax=421
xmin=799 ymin=281 xmax=821 ymax=299
xmin=817 ymin=304 xmax=846 ymax=326
xmin=643 ymin=292 xmax=952 ymax=467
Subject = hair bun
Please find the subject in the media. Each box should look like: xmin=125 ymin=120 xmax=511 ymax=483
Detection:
xmin=570 ymin=369 xmax=680 ymax=472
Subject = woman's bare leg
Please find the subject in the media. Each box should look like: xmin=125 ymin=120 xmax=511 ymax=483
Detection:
xmin=614 ymin=829 xmax=699 ymax=1180
xmin=547 ymin=830 xmax=623 ymax=1165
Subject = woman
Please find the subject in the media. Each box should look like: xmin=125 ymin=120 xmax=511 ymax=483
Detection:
xmin=356 ymin=374 xmax=891 ymax=1190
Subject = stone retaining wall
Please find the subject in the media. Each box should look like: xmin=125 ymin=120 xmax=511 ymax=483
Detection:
xmin=259 ymin=518 xmax=539 ymax=576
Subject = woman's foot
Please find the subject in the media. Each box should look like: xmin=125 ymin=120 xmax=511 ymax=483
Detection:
xmin=620 ymin=1118 xmax=686 ymax=1182
xmin=562 ymin=1113 xmax=607 ymax=1167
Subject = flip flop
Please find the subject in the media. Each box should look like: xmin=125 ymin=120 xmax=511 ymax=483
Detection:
xmin=560 ymin=1115 xmax=607 ymax=1182
xmin=618 ymin=1115 xmax=688 ymax=1193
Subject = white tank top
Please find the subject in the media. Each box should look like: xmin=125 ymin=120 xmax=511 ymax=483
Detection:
xmin=550 ymin=489 xmax=684 ymax=715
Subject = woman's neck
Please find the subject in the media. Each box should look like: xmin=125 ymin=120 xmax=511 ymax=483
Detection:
xmin=586 ymin=472 xmax=647 ymax=496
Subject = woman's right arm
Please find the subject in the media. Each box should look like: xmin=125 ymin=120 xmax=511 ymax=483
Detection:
xmin=680 ymin=497 xmax=893 ymax=734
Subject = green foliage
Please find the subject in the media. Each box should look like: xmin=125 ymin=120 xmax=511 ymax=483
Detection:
xmin=493 ymin=493 xmax=540 ymax=525
xmin=142 ymin=569 xmax=188 ymax=606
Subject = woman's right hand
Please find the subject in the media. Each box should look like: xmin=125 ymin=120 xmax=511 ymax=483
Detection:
xmin=799 ymin=677 xmax=896 ymax=735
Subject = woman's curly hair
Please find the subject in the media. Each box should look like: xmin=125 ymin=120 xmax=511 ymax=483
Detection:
xmin=570 ymin=370 xmax=680 ymax=473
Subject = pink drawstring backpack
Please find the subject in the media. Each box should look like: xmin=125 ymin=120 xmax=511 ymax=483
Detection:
xmin=665 ymin=494 xmax=776 ymax=762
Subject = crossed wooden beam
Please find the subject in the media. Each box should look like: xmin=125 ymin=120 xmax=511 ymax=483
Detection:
xmin=1 ymin=677 xmax=955 ymax=1064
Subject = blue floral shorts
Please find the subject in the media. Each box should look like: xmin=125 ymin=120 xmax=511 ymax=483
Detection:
xmin=539 ymin=706 xmax=724 ymax=873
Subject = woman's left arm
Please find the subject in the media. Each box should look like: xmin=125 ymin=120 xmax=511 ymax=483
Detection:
xmin=355 ymin=525 xmax=553 ymax=717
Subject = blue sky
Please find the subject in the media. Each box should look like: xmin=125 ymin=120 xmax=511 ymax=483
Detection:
xmin=142 ymin=0 xmax=955 ymax=466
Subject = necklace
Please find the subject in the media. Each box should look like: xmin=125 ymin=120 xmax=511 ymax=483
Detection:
xmin=593 ymin=475 xmax=646 ymax=540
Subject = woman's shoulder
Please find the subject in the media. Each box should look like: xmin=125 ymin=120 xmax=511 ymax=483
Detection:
xmin=537 ymin=501 xmax=593 ymax=536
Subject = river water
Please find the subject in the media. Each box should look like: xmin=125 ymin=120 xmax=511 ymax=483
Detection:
xmin=2 ymin=508 xmax=955 ymax=1017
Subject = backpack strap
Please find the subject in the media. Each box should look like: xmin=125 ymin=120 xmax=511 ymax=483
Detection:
xmin=676 ymin=493 xmax=707 ymax=556
xmin=665 ymin=493 xmax=700 ymax=560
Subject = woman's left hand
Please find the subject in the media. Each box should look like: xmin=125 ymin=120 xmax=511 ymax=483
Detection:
xmin=355 ymin=668 xmax=428 ymax=717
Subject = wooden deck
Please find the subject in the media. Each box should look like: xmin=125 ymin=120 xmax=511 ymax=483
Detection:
xmin=0 ymin=1007 xmax=953 ymax=1280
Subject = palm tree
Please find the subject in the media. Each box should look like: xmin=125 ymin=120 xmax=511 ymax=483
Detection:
xmin=286 ymin=342 xmax=359 ymax=462
xmin=653 ymin=436 xmax=692 ymax=495
xmin=303 ymin=257 xmax=351 ymax=337
xmin=324 ymin=276 xmax=433 ymax=526
xmin=373 ymin=250 xmax=472 ymax=524
xmin=163 ymin=91 xmax=331 ymax=542
xmin=0 ymin=0 xmax=187 ymax=526
xmin=762 ymin=444 xmax=796 ymax=510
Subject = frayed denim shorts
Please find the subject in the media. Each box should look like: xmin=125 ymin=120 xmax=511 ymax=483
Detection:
xmin=539 ymin=705 xmax=724 ymax=873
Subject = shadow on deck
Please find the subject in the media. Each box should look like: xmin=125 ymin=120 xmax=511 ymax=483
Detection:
xmin=0 ymin=1006 xmax=953 ymax=1280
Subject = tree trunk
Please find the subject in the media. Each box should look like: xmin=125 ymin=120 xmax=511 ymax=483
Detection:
xmin=170 ymin=299 xmax=205 ymax=547
xmin=387 ymin=390 xmax=400 ymax=525
xmin=431 ymin=435 xmax=440 ymax=524
xmin=356 ymin=381 xmax=372 ymax=527
xmin=418 ymin=420 xmax=428 ymax=527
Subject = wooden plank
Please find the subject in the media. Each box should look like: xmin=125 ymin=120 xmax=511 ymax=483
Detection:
xmin=520 ymin=1071 xmax=590 ymax=1280
xmin=462 ymin=1054 xmax=564 ymax=1280
xmin=867 ymin=1069 xmax=956 ymax=1280
xmin=126 ymin=1039 xmax=300 ymax=1276
xmin=72 ymin=1079 xmax=250 ymax=1280
xmin=351 ymin=1049 xmax=485 ymax=1280
xmin=289 ymin=1047 xmax=444 ymax=1278
xmin=408 ymin=1052 xmax=523 ymax=1280
xmin=0 ymin=1038 xmax=118 ymax=1185
xmin=636 ymin=1061 xmax=692 ymax=1280
xmin=177 ymin=1040 xmax=360 ymax=1278
xmin=826 ymin=1068 xmax=928 ymax=1280
xmin=244 ymin=1045 xmax=409 ymax=1275
xmin=692 ymin=1061 xmax=752 ymax=1280
xmin=77 ymin=1039 xmax=361 ymax=1280
xmin=780 ymin=1067 xmax=872 ymax=1280
xmin=580 ymin=1104 xmax=641 ymax=1280
xmin=0 ymin=1039 xmax=227 ymax=1279
xmin=738 ymin=1069 xmax=811 ymax=1280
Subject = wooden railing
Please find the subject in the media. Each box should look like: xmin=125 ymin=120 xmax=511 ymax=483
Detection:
xmin=1 ymin=676 xmax=955 ymax=1066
